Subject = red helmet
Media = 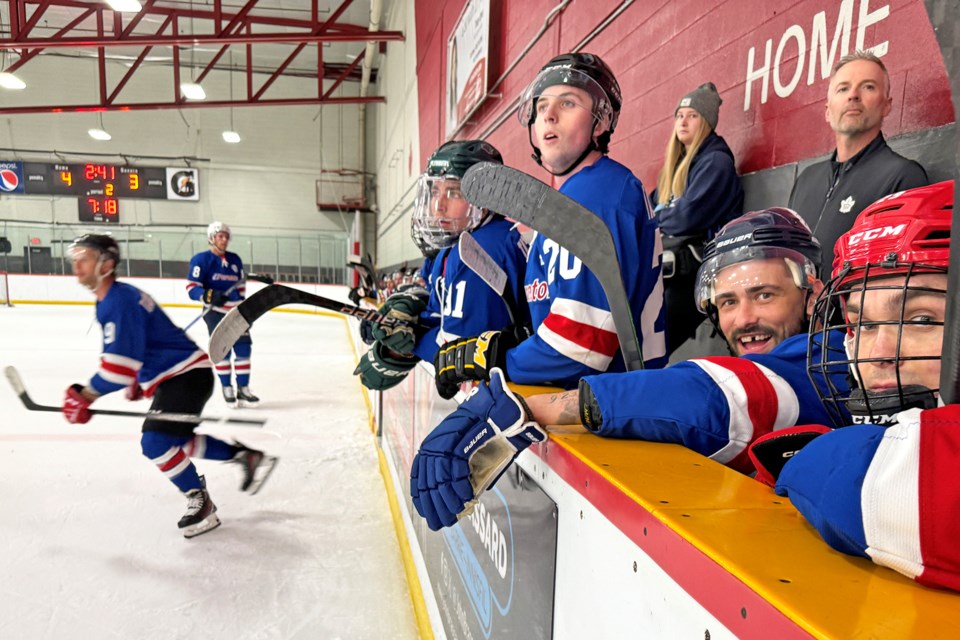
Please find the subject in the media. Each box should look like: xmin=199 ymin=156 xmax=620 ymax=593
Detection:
xmin=810 ymin=180 xmax=953 ymax=427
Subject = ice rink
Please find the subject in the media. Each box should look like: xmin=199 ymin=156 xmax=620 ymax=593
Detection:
xmin=0 ymin=303 xmax=417 ymax=639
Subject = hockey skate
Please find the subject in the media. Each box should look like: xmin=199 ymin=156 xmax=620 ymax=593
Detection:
xmin=222 ymin=386 xmax=237 ymax=408
xmin=236 ymin=386 xmax=260 ymax=408
xmin=178 ymin=487 xmax=221 ymax=538
xmin=233 ymin=445 xmax=278 ymax=495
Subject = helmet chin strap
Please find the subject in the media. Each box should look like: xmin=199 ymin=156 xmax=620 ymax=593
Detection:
xmin=88 ymin=253 xmax=115 ymax=291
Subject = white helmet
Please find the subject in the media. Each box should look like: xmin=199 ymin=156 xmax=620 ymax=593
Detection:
xmin=207 ymin=221 xmax=231 ymax=243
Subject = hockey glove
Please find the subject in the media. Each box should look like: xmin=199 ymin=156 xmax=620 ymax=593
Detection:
xmin=63 ymin=384 xmax=93 ymax=425
xmin=125 ymin=382 xmax=144 ymax=401
xmin=353 ymin=342 xmax=418 ymax=391
xmin=364 ymin=286 xmax=430 ymax=355
xmin=410 ymin=369 xmax=547 ymax=531
xmin=748 ymin=425 xmax=831 ymax=487
xmin=434 ymin=330 xmax=515 ymax=400
xmin=203 ymin=288 xmax=231 ymax=307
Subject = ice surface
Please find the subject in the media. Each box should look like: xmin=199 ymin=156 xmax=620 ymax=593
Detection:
xmin=0 ymin=304 xmax=417 ymax=639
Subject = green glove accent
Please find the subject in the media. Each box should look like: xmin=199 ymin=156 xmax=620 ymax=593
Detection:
xmin=353 ymin=342 xmax=418 ymax=391
xmin=370 ymin=286 xmax=430 ymax=355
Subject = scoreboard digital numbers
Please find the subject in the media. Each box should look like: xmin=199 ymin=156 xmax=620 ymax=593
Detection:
xmin=0 ymin=161 xmax=199 ymax=224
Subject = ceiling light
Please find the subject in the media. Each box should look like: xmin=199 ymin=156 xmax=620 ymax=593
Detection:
xmin=222 ymin=131 xmax=241 ymax=144
xmin=105 ymin=0 xmax=142 ymax=12
xmin=0 ymin=72 xmax=26 ymax=90
xmin=88 ymin=128 xmax=112 ymax=141
xmin=180 ymin=82 xmax=206 ymax=100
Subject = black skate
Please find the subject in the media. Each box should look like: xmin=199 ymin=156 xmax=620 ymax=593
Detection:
xmin=233 ymin=445 xmax=278 ymax=495
xmin=222 ymin=386 xmax=237 ymax=408
xmin=236 ymin=386 xmax=259 ymax=408
xmin=178 ymin=487 xmax=221 ymax=538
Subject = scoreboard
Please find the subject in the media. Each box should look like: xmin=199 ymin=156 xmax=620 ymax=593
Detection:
xmin=0 ymin=161 xmax=199 ymax=224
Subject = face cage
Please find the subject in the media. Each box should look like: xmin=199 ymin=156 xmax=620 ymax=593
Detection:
xmin=807 ymin=261 xmax=947 ymax=427
xmin=412 ymin=174 xmax=485 ymax=250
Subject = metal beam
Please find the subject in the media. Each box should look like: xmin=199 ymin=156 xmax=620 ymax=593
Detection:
xmin=0 ymin=30 xmax=403 ymax=49
xmin=0 ymin=96 xmax=385 ymax=115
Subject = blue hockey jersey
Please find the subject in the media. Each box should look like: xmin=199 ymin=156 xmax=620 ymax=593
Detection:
xmin=186 ymin=250 xmax=246 ymax=313
xmin=506 ymin=156 xmax=668 ymax=387
xmin=90 ymin=281 xmax=210 ymax=397
xmin=414 ymin=216 xmax=528 ymax=363
xmin=581 ymin=331 xmax=850 ymax=474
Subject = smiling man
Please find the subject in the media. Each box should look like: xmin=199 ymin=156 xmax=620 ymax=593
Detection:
xmin=788 ymin=50 xmax=928 ymax=274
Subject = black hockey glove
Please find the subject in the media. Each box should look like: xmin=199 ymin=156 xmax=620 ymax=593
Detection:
xmin=203 ymin=288 xmax=231 ymax=307
xmin=433 ymin=330 xmax=517 ymax=400
xmin=354 ymin=342 xmax=418 ymax=391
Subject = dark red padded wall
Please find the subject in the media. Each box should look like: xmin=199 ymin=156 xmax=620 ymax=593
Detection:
xmin=416 ymin=0 xmax=952 ymax=188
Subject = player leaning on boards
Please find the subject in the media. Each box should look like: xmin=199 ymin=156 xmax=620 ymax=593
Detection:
xmin=187 ymin=221 xmax=269 ymax=407
xmin=411 ymin=209 xmax=852 ymax=530
xmin=433 ymin=52 xmax=668 ymax=399
xmin=354 ymin=140 xmax=530 ymax=391
xmin=63 ymin=234 xmax=277 ymax=538
xmin=755 ymin=181 xmax=960 ymax=592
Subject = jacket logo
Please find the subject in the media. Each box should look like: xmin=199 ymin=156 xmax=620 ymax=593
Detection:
xmin=839 ymin=196 xmax=855 ymax=214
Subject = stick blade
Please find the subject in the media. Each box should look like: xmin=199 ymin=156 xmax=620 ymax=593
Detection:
xmin=209 ymin=309 xmax=251 ymax=362
xmin=4 ymin=365 xmax=25 ymax=395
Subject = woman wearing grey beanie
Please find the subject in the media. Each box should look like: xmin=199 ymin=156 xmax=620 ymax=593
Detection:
xmin=652 ymin=81 xmax=744 ymax=355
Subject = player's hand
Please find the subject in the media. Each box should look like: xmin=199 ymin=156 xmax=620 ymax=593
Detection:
xmin=203 ymin=288 xmax=231 ymax=306
xmin=124 ymin=383 xmax=144 ymax=401
xmin=365 ymin=286 xmax=429 ymax=355
xmin=410 ymin=369 xmax=546 ymax=530
xmin=434 ymin=330 xmax=514 ymax=400
xmin=748 ymin=425 xmax=831 ymax=487
xmin=63 ymin=384 xmax=94 ymax=424
xmin=353 ymin=342 xmax=418 ymax=391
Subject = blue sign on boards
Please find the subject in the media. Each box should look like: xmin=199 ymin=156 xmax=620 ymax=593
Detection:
xmin=413 ymin=465 xmax=558 ymax=639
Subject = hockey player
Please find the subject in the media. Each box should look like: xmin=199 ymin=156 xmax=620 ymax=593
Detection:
xmin=63 ymin=234 xmax=277 ymax=538
xmin=187 ymin=221 xmax=259 ymax=407
xmin=411 ymin=209 xmax=852 ymax=530
xmin=758 ymin=181 xmax=960 ymax=592
xmin=354 ymin=140 xmax=529 ymax=390
xmin=433 ymin=53 xmax=667 ymax=399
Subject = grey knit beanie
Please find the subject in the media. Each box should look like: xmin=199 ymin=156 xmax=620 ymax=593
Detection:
xmin=676 ymin=82 xmax=721 ymax=130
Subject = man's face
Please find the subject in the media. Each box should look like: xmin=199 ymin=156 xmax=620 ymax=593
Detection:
xmin=430 ymin=178 xmax=471 ymax=233
xmin=533 ymin=85 xmax=599 ymax=174
xmin=825 ymin=59 xmax=892 ymax=137
xmin=714 ymin=258 xmax=816 ymax=356
xmin=844 ymin=273 xmax=946 ymax=394
xmin=71 ymin=248 xmax=107 ymax=290
xmin=211 ymin=231 xmax=230 ymax=253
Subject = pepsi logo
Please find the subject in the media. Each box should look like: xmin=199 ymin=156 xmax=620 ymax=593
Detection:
xmin=0 ymin=169 xmax=20 ymax=192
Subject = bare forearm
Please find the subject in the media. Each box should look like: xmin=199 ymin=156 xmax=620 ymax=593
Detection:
xmin=525 ymin=390 xmax=581 ymax=426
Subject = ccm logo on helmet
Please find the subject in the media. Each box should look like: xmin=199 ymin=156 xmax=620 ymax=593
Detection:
xmin=846 ymin=224 xmax=906 ymax=246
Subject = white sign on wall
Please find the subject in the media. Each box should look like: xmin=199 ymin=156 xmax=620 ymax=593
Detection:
xmin=446 ymin=0 xmax=491 ymax=135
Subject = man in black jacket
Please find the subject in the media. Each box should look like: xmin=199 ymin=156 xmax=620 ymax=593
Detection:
xmin=788 ymin=50 xmax=927 ymax=273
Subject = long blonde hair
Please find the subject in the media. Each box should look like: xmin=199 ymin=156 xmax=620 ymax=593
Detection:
xmin=656 ymin=117 xmax=712 ymax=206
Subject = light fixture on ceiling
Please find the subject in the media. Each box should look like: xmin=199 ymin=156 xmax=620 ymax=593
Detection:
xmin=221 ymin=51 xmax=240 ymax=143
xmin=180 ymin=82 xmax=206 ymax=100
xmin=105 ymin=0 xmax=143 ymax=12
xmin=88 ymin=112 xmax=112 ymax=141
xmin=0 ymin=72 xmax=26 ymax=90
xmin=222 ymin=130 xmax=241 ymax=144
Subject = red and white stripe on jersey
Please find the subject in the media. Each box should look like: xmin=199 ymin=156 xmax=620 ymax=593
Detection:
xmin=692 ymin=357 xmax=800 ymax=473
xmin=97 ymin=353 xmax=141 ymax=387
xmin=861 ymin=406 xmax=960 ymax=591
xmin=140 ymin=350 xmax=211 ymax=397
xmin=537 ymin=298 xmax=620 ymax=371
xmin=152 ymin=445 xmax=192 ymax=480
xmin=185 ymin=281 xmax=201 ymax=294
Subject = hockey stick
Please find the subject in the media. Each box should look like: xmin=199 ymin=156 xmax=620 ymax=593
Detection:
xmin=461 ymin=162 xmax=644 ymax=371
xmin=208 ymin=284 xmax=412 ymax=362
xmin=184 ymin=273 xmax=274 ymax=332
xmin=4 ymin=366 xmax=267 ymax=426
xmin=458 ymin=230 xmax=525 ymax=330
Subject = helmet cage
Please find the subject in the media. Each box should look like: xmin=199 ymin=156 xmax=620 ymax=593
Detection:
xmin=412 ymin=174 xmax=485 ymax=250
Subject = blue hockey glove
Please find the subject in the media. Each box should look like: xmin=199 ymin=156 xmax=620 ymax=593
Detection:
xmin=410 ymin=368 xmax=547 ymax=531
xmin=361 ymin=286 xmax=429 ymax=355
xmin=434 ymin=330 xmax=516 ymax=400
xmin=203 ymin=288 xmax=231 ymax=306
xmin=353 ymin=342 xmax=418 ymax=391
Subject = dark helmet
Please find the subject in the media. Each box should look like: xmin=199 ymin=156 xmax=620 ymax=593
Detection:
xmin=69 ymin=233 xmax=120 ymax=265
xmin=809 ymin=181 xmax=952 ymax=427
xmin=425 ymin=140 xmax=503 ymax=179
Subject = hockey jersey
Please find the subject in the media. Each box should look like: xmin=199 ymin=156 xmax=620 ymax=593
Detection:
xmin=414 ymin=216 xmax=528 ymax=363
xmin=186 ymin=250 xmax=246 ymax=313
xmin=506 ymin=156 xmax=668 ymax=387
xmin=90 ymin=281 xmax=210 ymax=397
xmin=777 ymin=404 xmax=960 ymax=592
xmin=581 ymin=331 xmax=850 ymax=474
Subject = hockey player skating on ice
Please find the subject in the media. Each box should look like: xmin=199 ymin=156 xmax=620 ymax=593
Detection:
xmin=64 ymin=234 xmax=277 ymax=538
xmin=187 ymin=221 xmax=263 ymax=407
xmin=409 ymin=209 xmax=853 ymax=530
xmin=433 ymin=53 xmax=667 ymax=399
xmin=354 ymin=140 xmax=529 ymax=391
xmin=754 ymin=182 xmax=960 ymax=592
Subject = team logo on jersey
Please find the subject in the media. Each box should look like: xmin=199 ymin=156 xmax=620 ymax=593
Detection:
xmin=0 ymin=167 xmax=22 ymax=192
xmin=839 ymin=196 xmax=855 ymax=214
xmin=524 ymin=278 xmax=549 ymax=302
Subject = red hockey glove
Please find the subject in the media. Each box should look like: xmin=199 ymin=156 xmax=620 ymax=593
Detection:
xmin=63 ymin=384 xmax=93 ymax=424
xmin=748 ymin=425 xmax=831 ymax=487
xmin=125 ymin=383 xmax=144 ymax=401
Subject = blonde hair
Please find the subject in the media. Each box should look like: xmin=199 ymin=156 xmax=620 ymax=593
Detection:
xmin=656 ymin=116 xmax=712 ymax=206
